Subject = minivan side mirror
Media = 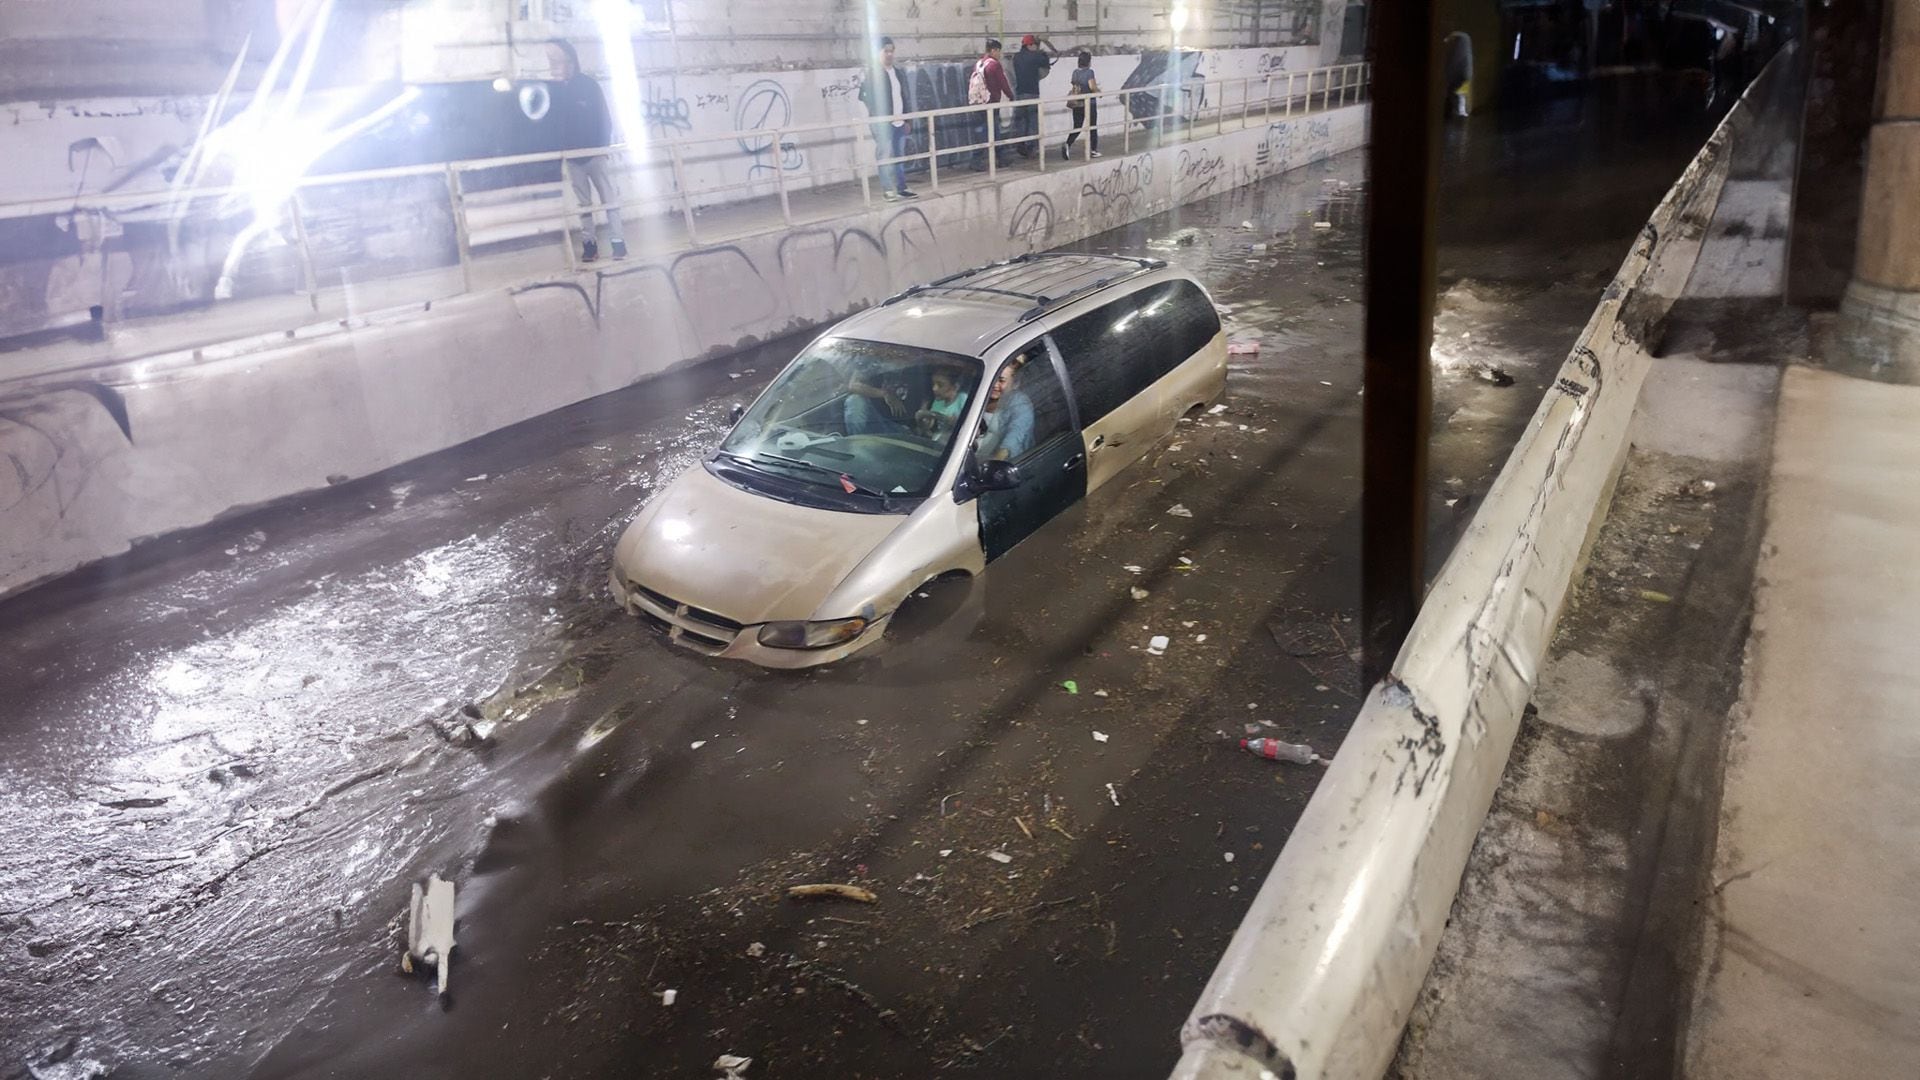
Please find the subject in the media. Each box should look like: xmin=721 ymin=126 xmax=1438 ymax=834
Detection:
xmin=728 ymin=403 xmax=746 ymax=424
xmin=975 ymin=458 xmax=1023 ymax=492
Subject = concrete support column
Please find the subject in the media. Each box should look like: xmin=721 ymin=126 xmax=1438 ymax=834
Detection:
xmin=1839 ymin=0 xmax=1920 ymax=380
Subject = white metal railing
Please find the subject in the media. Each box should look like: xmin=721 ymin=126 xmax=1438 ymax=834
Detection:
xmin=0 ymin=61 xmax=1369 ymax=331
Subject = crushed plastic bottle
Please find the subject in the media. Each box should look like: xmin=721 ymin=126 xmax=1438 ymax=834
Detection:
xmin=1240 ymin=737 xmax=1321 ymax=765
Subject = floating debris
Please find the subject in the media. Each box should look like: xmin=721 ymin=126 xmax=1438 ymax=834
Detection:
xmin=1167 ymin=504 xmax=1194 ymax=518
xmin=1092 ymin=731 xmax=1110 ymax=743
xmin=786 ymin=884 xmax=878 ymax=904
xmin=986 ymin=851 xmax=1014 ymax=865
xmin=404 ymin=874 xmax=457 ymax=996
xmin=1147 ymin=635 xmax=1170 ymax=656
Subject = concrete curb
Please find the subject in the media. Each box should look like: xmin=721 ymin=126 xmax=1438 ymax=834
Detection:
xmin=1168 ymin=52 xmax=1791 ymax=1080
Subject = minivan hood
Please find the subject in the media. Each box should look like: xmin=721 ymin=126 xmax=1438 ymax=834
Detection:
xmin=614 ymin=465 xmax=908 ymax=624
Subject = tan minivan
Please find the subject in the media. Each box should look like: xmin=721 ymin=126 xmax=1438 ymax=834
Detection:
xmin=610 ymin=253 xmax=1226 ymax=667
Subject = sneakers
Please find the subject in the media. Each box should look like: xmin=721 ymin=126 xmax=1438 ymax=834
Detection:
xmin=610 ymin=239 xmax=627 ymax=260
xmin=1061 ymin=144 xmax=1071 ymax=161
xmin=1090 ymin=150 xmax=1102 ymax=158
xmin=883 ymin=190 xmax=902 ymax=202
xmin=897 ymin=189 xmax=918 ymax=199
xmin=581 ymin=238 xmax=598 ymax=263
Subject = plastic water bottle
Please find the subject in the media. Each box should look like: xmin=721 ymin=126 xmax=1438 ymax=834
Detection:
xmin=1240 ymin=737 xmax=1320 ymax=765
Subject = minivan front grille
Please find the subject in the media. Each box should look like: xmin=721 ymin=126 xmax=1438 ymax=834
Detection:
xmin=624 ymin=579 xmax=745 ymax=653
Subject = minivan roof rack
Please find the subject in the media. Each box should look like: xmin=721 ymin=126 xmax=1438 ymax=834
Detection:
xmin=882 ymin=253 xmax=1167 ymax=323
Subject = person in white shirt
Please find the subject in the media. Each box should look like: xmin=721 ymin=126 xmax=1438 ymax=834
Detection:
xmin=860 ymin=36 xmax=918 ymax=201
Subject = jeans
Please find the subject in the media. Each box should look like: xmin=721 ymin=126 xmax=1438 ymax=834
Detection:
xmin=567 ymin=154 xmax=624 ymax=244
xmin=872 ymin=122 xmax=909 ymax=193
xmin=1011 ymin=91 xmax=1041 ymax=154
xmin=971 ymin=104 xmax=1011 ymax=168
xmin=1066 ymin=100 xmax=1099 ymax=154
xmin=844 ymin=393 xmax=906 ymax=435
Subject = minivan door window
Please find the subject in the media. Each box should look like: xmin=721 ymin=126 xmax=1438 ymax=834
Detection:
xmin=972 ymin=342 xmax=1088 ymax=561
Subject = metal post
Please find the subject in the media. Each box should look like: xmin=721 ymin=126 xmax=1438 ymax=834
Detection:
xmin=668 ymin=143 xmax=699 ymax=244
xmin=1038 ymin=100 xmax=1048 ymax=172
xmin=443 ymin=163 xmax=473 ymax=293
xmin=927 ymin=121 xmax=940 ymax=192
xmin=1286 ymin=71 xmax=1295 ymax=116
xmin=1360 ymin=0 xmax=1443 ymax=685
xmin=859 ymin=126 xmax=873 ymax=205
xmin=1265 ymin=74 xmax=1274 ymax=122
xmin=774 ymin=128 xmax=792 ymax=224
xmin=1124 ymin=91 xmax=1132 ymax=154
xmin=987 ymin=103 xmax=998 ymax=179
xmin=286 ymin=195 xmax=321 ymax=311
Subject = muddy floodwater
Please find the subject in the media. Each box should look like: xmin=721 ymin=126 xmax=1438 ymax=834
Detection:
xmin=1 ymin=87 xmax=1714 ymax=1079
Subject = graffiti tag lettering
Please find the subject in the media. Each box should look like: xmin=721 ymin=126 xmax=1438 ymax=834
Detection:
xmin=643 ymin=84 xmax=692 ymax=135
xmin=1176 ymin=148 xmax=1226 ymax=196
xmin=1007 ymin=191 xmax=1056 ymax=246
xmin=735 ymin=79 xmax=806 ymax=177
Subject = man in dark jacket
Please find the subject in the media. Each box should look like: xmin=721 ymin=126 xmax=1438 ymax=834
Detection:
xmin=859 ymin=36 xmax=917 ymax=200
xmin=549 ymin=40 xmax=624 ymax=261
xmin=1009 ymin=34 xmax=1057 ymax=159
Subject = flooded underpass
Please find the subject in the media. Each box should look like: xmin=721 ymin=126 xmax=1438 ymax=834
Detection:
xmin=1 ymin=85 xmax=1716 ymax=1080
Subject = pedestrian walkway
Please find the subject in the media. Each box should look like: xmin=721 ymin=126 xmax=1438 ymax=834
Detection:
xmin=1686 ymin=361 xmax=1920 ymax=1078
xmin=0 ymin=88 xmax=1355 ymax=387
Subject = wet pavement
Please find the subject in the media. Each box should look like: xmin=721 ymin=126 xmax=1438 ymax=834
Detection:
xmin=1 ymin=87 xmax=1715 ymax=1080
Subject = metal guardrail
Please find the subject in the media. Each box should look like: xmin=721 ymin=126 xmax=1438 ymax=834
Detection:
xmin=0 ymin=61 xmax=1368 ymax=334
xmin=1167 ymin=47 xmax=1787 ymax=1080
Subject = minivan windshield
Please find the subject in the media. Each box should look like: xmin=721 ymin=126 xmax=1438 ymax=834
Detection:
xmin=719 ymin=337 xmax=983 ymax=505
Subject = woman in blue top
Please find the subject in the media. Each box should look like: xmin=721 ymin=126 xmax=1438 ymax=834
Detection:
xmin=1062 ymin=52 xmax=1101 ymax=160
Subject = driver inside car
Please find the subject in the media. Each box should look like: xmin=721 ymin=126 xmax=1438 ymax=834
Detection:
xmin=842 ymin=354 xmax=918 ymax=435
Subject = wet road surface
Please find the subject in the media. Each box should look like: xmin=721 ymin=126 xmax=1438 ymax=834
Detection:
xmin=1 ymin=88 xmax=1714 ymax=1079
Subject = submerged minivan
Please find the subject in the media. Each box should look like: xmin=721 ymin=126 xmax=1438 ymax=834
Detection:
xmin=610 ymin=252 xmax=1226 ymax=667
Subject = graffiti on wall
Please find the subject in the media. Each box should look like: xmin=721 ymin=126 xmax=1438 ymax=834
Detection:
xmin=734 ymin=79 xmax=806 ymax=177
xmin=643 ymin=83 xmax=692 ymax=135
xmin=1007 ymin=191 xmax=1056 ymax=246
xmin=1176 ymin=147 xmax=1226 ymax=197
xmin=1080 ymin=156 xmax=1156 ymax=226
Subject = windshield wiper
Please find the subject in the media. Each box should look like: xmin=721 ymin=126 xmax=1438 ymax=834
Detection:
xmin=735 ymin=452 xmax=894 ymax=506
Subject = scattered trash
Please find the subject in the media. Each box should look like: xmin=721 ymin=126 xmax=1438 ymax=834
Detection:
xmin=404 ymin=874 xmax=457 ymax=996
xmin=1226 ymin=341 xmax=1261 ymax=355
xmin=1182 ymin=620 xmax=1197 ymax=628
xmin=1105 ymin=783 xmax=1122 ymax=807
xmin=745 ymin=941 xmax=767 ymax=958
xmin=1471 ymin=364 xmax=1516 ymax=387
xmin=1319 ymin=380 xmax=1333 ymax=386
xmin=939 ymin=848 xmax=954 ymax=857
xmin=786 ymin=884 xmax=878 ymax=904
xmin=1241 ymin=220 xmax=1255 ymax=230
xmin=1223 ymin=852 xmax=1235 ymax=863
xmin=1093 ymin=689 xmax=1110 ymax=698
xmin=987 ymin=851 xmax=1014 ymax=865
xmin=1196 ymin=634 xmax=1208 ymax=643
xmin=713 ymin=1054 xmax=753 ymax=1079
xmin=1251 ymin=243 xmax=1269 ymax=252
xmin=1313 ymin=221 xmax=1332 ymax=230
xmin=1639 ymin=589 xmax=1674 ymax=603
xmin=1179 ymin=556 xmax=1193 ymax=566
xmin=1124 ymin=564 xmax=1144 ymax=573
xmin=1315 ymin=684 xmax=1330 ymax=692
xmin=1131 ymin=586 xmax=1151 ymax=601
xmin=690 ymin=740 xmax=708 ymax=750
xmin=660 ymin=989 xmax=678 ymax=1006
xmin=1680 ymin=478 xmax=1718 ymax=498
xmin=1208 ymin=403 xmax=1229 ymax=415
xmin=1167 ymin=504 xmax=1194 ymax=518
xmin=1092 ymin=731 xmax=1110 ymax=743
xmin=464 ymin=474 xmax=489 ymax=482
xmin=1060 ymin=680 xmax=1080 ymax=696
xmin=1240 ymin=738 xmax=1325 ymax=766
xmin=729 ymin=372 xmax=743 ymax=379
xmin=1147 ymin=635 xmax=1170 ymax=656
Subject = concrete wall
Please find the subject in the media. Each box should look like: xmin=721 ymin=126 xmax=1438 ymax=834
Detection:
xmin=0 ymin=102 xmax=1367 ymax=597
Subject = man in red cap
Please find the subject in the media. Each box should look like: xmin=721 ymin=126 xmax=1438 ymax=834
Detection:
xmin=1009 ymin=34 xmax=1058 ymax=159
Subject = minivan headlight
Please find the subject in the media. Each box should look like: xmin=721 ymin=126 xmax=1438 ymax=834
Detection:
xmin=757 ymin=617 xmax=870 ymax=649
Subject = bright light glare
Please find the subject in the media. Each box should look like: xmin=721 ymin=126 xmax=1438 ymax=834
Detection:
xmin=1170 ymin=5 xmax=1191 ymax=33
xmin=492 ymin=76 xmax=512 ymax=92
